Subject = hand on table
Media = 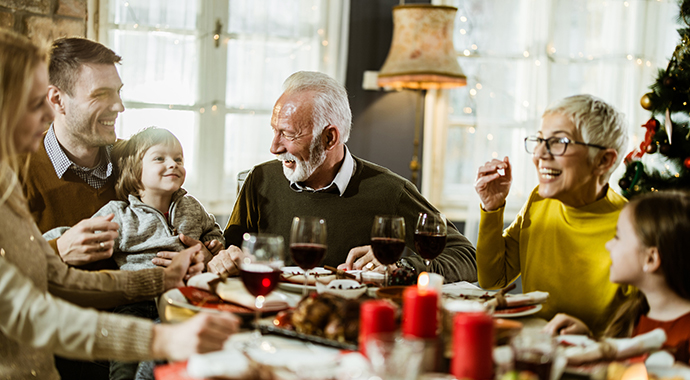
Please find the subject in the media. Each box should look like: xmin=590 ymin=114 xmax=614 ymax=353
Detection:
xmin=543 ymin=313 xmax=592 ymax=336
xmin=475 ymin=156 xmax=512 ymax=211
xmin=337 ymin=245 xmax=386 ymax=273
xmin=151 ymin=311 xmax=240 ymax=361
xmin=207 ymin=246 xmax=242 ymax=277
xmin=56 ymin=214 xmax=119 ymax=266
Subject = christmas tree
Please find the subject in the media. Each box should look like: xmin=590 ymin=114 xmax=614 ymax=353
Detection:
xmin=618 ymin=0 xmax=690 ymax=198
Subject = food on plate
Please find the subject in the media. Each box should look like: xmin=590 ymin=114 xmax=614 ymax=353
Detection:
xmin=274 ymin=293 xmax=361 ymax=343
xmin=177 ymin=286 xmax=253 ymax=313
xmin=280 ymin=267 xmax=336 ymax=285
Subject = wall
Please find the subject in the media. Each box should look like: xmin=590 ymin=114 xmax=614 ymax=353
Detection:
xmin=345 ymin=0 xmax=430 ymax=187
xmin=0 ymin=0 xmax=86 ymax=40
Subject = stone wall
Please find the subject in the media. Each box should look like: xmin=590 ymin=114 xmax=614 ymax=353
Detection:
xmin=0 ymin=0 xmax=86 ymax=42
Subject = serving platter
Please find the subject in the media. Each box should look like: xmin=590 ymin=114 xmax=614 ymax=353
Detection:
xmin=256 ymin=321 xmax=359 ymax=351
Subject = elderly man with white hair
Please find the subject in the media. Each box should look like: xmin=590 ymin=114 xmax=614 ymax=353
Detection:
xmin=211 ymin=71 xmax=477 ymax=283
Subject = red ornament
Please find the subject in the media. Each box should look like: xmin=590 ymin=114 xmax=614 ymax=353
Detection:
xmin=685 ymin=157 xmax=690 ymax=169
xmin=625 ymin=118 xmax=661 ymax=164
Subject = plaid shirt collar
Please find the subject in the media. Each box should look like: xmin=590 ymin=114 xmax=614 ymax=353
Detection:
xmin=44 ymin=125 xmax=113 ymax=187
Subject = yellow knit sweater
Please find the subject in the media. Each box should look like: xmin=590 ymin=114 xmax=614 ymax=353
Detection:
xmin=477 ymin=186 xmax=635 ymax=336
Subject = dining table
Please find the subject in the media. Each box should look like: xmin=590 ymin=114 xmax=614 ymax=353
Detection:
xmin=152 ymin=278 xmax=690 ymax=380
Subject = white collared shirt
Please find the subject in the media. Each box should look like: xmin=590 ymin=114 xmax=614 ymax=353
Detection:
xmin=289 ymin=145 xmax=355 ymax=196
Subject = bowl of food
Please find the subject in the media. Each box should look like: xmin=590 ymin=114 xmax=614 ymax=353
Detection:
xmin=315 ymin=279 xmax=367 ymax=299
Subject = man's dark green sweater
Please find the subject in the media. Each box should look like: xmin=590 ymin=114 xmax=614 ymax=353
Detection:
xmin=224 ymin=155 xmax=477 ymax=283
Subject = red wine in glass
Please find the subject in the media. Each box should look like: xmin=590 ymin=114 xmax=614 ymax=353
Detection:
xmin=415 ymin=212 xmax=447 ymax=271
xmin=240 ymin=264 xmax=282 ymax=297
xmin=239 ymin=233 xmax=284 ymax=349
xmin=371 ymin=237 xmax=406 ymax=265
xmin=414 ymin=233 xmax=447 ymax=261
xmin=370 ymin=215 xmax=406 ymax=287
xmin=290 ymin=216 xmax=327 ymax=296
xmin=290 ymin=243 xmax=327 ymax=270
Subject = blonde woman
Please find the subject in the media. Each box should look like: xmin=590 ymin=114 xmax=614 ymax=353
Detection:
xmin=0 ymin=30 xmax=239 ymax=379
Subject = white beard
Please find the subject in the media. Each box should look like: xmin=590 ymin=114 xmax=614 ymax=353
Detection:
xmin=277 ymin=139 xmax=327 ymax=183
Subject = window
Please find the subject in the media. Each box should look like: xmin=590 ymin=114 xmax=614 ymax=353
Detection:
xmin=97 ymin=0 xmax=349 ymax=218
xmin=431 ymin=0 xmax=681 ymax=243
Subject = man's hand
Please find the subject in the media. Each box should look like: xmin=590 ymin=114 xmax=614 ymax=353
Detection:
xmin=207 ymin=246 xmax=242 ymax=277
xmin=204 ymin=240 xmax=223 ymax=255
xmin=153 ymin=234 xmax=214 ymax=276
xmin=337 ymin=245 xmax=386 ymax=273
xmin=151 ymin=312 xmax=240 ymax=361
xmin=56 ymin=215 xmax=119 ymax=266
xmin=163 ymin=244 xmax=202 ymax=290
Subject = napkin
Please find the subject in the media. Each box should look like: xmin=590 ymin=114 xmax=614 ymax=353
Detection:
xmin=485 ymin=291 xmax=550 ymax=309
xmin=187 ymin=349 xmax=251 ymax=379
xmin=188 ymin=274 xmax=290 ymax=312
xmin=189 ymin=333 xmax=356 ymax=380
xmin=561 ymin=328 xmax=667 ymax=365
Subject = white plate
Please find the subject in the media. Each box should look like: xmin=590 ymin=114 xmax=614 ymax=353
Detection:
xmin=278 ymin=281 xmax=317 ymax=293
xmin=493 ymin=303 xmax=543 ymax=318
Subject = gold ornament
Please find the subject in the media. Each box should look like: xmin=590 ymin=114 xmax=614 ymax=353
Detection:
xmin=640 ymin=93 xmax=653 ymax=110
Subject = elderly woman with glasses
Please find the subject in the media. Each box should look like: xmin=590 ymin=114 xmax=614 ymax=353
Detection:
xmin=474 ymin=94 xmax=635 ymax=336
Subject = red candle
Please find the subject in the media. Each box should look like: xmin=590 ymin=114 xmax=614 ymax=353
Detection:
xmin=402 ymin=286 xmax=438 ymax=339
xmin=451 ymin=312 xmax=494 ymax=380
xmin=359 ymin=300 xmax=396 ymax=356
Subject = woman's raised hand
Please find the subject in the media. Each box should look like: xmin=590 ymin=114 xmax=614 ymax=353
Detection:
xmin=475 ymin=156 xmax=512 ymax=211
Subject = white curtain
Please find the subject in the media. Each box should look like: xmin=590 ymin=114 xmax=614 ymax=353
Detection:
xmin=98 ymin=0 xmax=349 ymax=219
xmin=432 ymin=0 xmax=681 ymax=243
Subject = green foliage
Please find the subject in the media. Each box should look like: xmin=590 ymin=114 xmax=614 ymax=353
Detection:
xmin=619 ymin=0 xmax=690 ymax=199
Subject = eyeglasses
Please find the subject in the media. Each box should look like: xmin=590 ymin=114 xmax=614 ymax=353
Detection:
xmin=524 ymin=136 xmax=607 ymax=156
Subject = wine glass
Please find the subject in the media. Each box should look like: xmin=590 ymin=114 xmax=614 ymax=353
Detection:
xmin=239 ymin=233 xmax=285 ymax=346
xmin=289 ymin=216 xmax=327 ymax=296
xmin=414 ymin=212 xmax=447 ymax=272
xmin=371 ymin=215 xmax=406 ymax=287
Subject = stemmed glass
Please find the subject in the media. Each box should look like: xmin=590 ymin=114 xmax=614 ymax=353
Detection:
xmin=371 ymin=215 xmax=406 ymax=287
xmin=414 ymin=212 xmax=447 ymax=272
xmin=290 ymin=216 xmax=327 ymax=296
xmin=239 ymin=233 xmax=285 ymax=345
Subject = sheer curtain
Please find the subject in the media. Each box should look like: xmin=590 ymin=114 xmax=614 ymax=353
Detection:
xmin=430 ymin=0 xmax=681 ymax=243
xmin=97 ymin=0 xmax=349 ymax=219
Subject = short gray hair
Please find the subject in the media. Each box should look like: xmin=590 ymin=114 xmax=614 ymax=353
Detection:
xmin=543 ymin=94 xmax=628 ymax=181
xmin=282 ymin=71 xmax=352 ymax=144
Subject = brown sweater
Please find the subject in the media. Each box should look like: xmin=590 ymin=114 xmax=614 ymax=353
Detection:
xmin=20 ymin=138 xmax=118 ymax=270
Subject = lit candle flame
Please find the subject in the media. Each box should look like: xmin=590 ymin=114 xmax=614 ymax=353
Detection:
xmin=418 ymin=272 xmax=430 ymax=290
